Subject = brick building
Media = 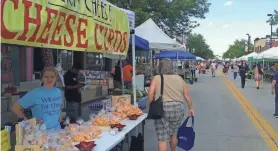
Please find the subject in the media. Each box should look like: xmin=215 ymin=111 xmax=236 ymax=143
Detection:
xmin=254 ymin=37 xmax=278 ymax=53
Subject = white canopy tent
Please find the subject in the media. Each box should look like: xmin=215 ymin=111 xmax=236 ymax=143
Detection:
xmin=135 ymin=18 xmax=183 ymax=50
xmin=238 ymin=55 xmax=248 ymax=61
xmin=196 ymin=56 xmax=205 ymax=61
xmin=256 ymin=47 xmax=278 ymax=59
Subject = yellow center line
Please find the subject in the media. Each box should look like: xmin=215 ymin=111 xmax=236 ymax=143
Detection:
xmin=218 ymin=69 xmax=278 ymax=151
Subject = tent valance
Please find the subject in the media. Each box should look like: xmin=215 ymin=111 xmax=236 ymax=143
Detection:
xmin=153 ymin=51 xmax=196 ymax=60
xmin=129 ymin=35 xmax=149 ymax=51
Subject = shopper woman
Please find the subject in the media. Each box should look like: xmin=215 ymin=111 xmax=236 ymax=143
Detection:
xmin=253 ymin=64 xmax=263 ymax=89
xmin=233 ymin=63 xmax=239 ymax=80
xmin=12 ymin=67 xmax=63 ymax=130
xmin=148 ymin=59 xmax=194 ymax=151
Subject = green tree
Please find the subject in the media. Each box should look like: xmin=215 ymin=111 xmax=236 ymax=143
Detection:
xmin=186 ymin=33 xmax=214 ymax=59
xmin=266 ymin=10 xmax=278 ymax=36
xmin=222 ymin=39 xmax=254 ymax=59
xmin=108 ymin=0 xmax=211 ymax=36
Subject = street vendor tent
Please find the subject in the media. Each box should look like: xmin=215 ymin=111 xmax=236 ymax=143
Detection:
xmin=153 ymin=51 xmax=196 ymax=60
xmin=135 ymin=18 xmax=183 ymax=50
xmin=238 ymin=55 xmax=248 ymax=60
xmin=103 ymin=35 xmax=149 ymax=59
xmin=129 ymin=35 xmax=149 ymax=51
xmin=256 ymin=47 xmax=278 ymax=59
xmin=196 ymin=56 xmax=205 ymax=61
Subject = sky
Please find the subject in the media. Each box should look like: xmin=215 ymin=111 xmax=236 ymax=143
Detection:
xmin=192 ymin=0 xmax=278 ymax=56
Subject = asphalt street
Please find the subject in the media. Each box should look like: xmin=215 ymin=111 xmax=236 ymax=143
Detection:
xmin=142 ymin=71 xmax=277 ymax=151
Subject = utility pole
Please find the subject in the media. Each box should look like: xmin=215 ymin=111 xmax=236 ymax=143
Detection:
xmin=246 ymin=33 xmax=251 ymax=52
xmin=267 ymin=14 xmax=274 ymax=48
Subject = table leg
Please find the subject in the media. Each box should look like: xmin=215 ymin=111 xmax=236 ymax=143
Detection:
xmin=142 ymin=120 xmax=145 ymax=151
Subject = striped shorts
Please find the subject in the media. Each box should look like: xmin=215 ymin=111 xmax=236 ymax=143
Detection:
xmin=154 ymin=101 xmax=184 ymax=141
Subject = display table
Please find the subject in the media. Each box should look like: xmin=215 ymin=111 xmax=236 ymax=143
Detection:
xmin=93 ymin=114 xmax=147 ymax=151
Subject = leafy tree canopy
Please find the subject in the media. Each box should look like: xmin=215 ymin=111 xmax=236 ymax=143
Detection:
xmin=222 ymin=39 xmax=254 ymax=59
xmin=186 ymin=33 xmax=214 ymax=59
xmin=266 ymin=10 xmax=278 ymax=36
xmin=108 ymin=0 xmax=211 ymax=36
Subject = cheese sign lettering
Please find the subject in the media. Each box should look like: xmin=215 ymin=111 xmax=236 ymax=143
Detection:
xmin=1 ymin=0 xmax=130 ymax=55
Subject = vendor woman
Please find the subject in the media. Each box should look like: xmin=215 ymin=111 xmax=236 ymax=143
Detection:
xmin=12 ymin=67 xmax=63 ymax=130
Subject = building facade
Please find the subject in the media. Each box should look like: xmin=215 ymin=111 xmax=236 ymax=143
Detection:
xmin=254 ymin=37 xmax=278 ymax=53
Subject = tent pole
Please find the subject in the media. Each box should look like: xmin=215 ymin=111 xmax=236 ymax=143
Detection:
xmin=132 ymin=33 xmax=137 ymax=106
xmin=176 ymin=52 xmax=178 ymax=72
xmin=150 ymin=50 xmax=153 ymax=78
xmin=120 ymin=55 xmax=124 ymax=95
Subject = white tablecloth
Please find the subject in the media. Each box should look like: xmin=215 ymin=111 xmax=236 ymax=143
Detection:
xmin=93 ymin=114 xmax=147 ymax=151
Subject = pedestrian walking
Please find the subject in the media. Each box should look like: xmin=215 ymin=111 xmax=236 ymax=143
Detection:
xmin=271 ymin=63 xmax=278 ymax=118
xmin=253 ymin=64 xmax=263 ymax=89
xmin=211 ymin=61 xmax=217 ymax=77
xmin=233 ymin=63 xmax=239 ymax=80
xmin=148 ymin=59 xmax=194 ymax=151
xmin=239 ymin=61 xmax=249 ymax=88
xmin=224 ymin=61 xmax=229 ymax=75
xmin=189 ymin=62 xmax=196 ymax=81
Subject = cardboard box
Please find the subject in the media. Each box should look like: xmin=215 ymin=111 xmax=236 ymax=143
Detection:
xmin=15 ymin=145 xmax=42 ymax=151
xmin=111 ymin=95 xmax=131 ymax=107
xmin=15 ymin=118 xmax=42 ymax=151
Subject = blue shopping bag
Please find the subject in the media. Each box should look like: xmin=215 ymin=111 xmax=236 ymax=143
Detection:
xmin=177 ymin=116 xmax=195 ymax=151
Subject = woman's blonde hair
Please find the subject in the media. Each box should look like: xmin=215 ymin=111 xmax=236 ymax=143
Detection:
xmin=41 ymin=67 xmax=57 ymax=77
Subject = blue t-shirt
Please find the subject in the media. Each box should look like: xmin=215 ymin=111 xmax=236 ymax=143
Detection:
xmin=19 ymin=86 xmax=62 ymax=130
xmin=274 ymin=70 xmax=278 ymax=88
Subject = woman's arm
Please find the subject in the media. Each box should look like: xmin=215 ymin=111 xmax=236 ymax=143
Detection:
xmin=148 ymin=78 xmax=156 ymax=103
xmin=183 ymin=81 xmax=194 ymax=116
xmin=183 ymin=83 xmax=193 ymax=109
xmin=11 ymin=90 xmax=36 ymax=120
xmin=11 ymin=102 xmax=28 ymax=120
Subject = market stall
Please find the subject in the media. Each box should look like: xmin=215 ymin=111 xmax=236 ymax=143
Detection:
xmin=1 ymin=0 xmax=149 ymax=150
xmin=153 ymin=50 xmax=197 ymax=83
xmin=135 ymin=18 xmax=185 ymax=77
xmin=15 ymin=96 xmax=147 ymax=151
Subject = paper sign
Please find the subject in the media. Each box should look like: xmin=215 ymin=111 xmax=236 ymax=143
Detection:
xmin=112 ymin=95 xmax=131 ymax=106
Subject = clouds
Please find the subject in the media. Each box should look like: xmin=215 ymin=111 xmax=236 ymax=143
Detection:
xmin=208 ymin=22 xmax=213 ymax=26
xmin=193 ymin=20 xmax=271 ymax=55
xmin=224 ymin=1 xmax=233 ymax=6
xmin=222 ymin=24 xmax=230 ymax=28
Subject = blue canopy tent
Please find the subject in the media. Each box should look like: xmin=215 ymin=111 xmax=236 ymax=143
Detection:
xmin=153 ymin=51 xmax=196 ymax=60
xmin=129 ymin=35 xmax=149 ymax=51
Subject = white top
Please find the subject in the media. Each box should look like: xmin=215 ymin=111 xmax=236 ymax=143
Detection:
xmin=211 ymin=63 xmax=217 ymax=69
xmin=233 ymin=65 xmax=239 ymax=72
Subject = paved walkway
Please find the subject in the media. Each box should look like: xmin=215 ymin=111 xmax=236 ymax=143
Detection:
xmin=143 ymin=71 xmax=275 ymax=151
xmin=227 ymin=72 xmax=278 ymax=133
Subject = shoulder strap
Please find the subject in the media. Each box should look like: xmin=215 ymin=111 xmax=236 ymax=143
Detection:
xmin=160 ymin=74 xmax=164 ymax=96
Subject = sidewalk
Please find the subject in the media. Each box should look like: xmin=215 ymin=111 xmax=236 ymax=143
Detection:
xmin=227 ymin=72 xmax=278 ymax=133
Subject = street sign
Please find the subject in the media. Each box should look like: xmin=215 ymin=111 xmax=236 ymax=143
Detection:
xmin=265 ymin=35 xmax=271 ymax=46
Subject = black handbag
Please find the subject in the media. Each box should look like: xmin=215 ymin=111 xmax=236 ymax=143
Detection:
xmin=147 ymin=74 xmax=164 ymax=119
xmin=129 ymin=133 xmax=143 ymax=151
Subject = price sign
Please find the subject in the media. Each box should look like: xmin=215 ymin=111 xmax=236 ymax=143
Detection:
xmin=102 ymin=98 xmax=112 ymax=112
